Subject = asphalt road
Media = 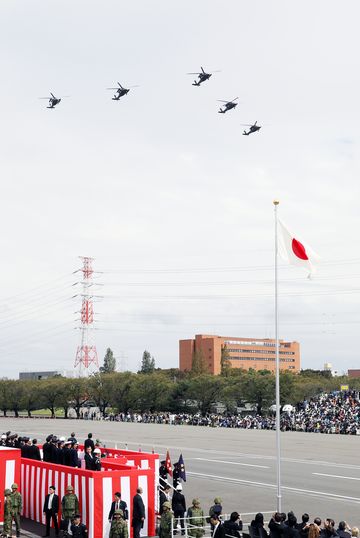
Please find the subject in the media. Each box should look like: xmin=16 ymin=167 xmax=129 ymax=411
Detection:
xmin=1 ymin=418 xmax=359 ymax=529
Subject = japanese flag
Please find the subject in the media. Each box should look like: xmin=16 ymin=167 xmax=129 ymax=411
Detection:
xmin=278 ymin=220 xmax=319 ymax=276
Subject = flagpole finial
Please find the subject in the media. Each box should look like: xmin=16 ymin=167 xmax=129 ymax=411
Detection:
xmin=273 ymin=200 xmax=280 ymax=206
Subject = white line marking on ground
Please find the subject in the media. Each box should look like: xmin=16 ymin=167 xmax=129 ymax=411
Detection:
xmin=313 ymin=473 xmax=360 ymax=481
xmin=99 ymin=440 xmax=360 ymax=471
xmin=192 ymin=458 xmax=269 ymax=469
xmin=187 ymin=471 xmax=360 ymax=503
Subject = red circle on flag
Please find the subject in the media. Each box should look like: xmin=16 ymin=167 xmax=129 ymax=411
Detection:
xmin=292 ymin=238 xmax=308 ymax=260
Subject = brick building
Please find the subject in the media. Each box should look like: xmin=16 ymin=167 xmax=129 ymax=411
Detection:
xmin=179 ymin=334 xmax=300 ymax=375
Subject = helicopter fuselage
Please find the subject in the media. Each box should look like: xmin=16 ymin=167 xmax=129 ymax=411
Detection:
xmin=47 ymin=98 xmax=61 ymax=108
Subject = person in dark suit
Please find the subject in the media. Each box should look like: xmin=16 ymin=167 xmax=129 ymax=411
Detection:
xmin=28 ymin=439 xmax=41 ymax=461
xmin=223 ymin=512 xmax=243 ymax=538
xmin=250 ymin=513 xmax=268 ymax=538
xmin=210 ymin=516 xmax=226 ymax=538
xmin=49 ymin=437 xmax=59 ymax=464
xmin=159 ymin=485 xmax=171 ymax=515
xmin=69 ymin=443 xmax=80 ymax=468
xmin=108 ymin=492 xmax=128 ymax=521
xmin=21 ymin=437 xmax=31 ymax=458
xmin=42 ymin=435 xmax=53 ymax=462
xmin=132 ymin=487 xmax=145 ymax=538
xmin=62 ymin=440 xmax=72 ymax=466
xmin=84 ymin=433 xmax=95 ymax=453
xmin=336 ymin=522 xmax=351 ymax=538
xmin=296 ymin=514 xmax=310 ymax=538
xmin=43 ymin=485 xmax=59 ymax=537
xmin=84 ymin=446 xmax=95 ymax=470
xmin=283 ymin=515 xmax=299 ymax=538
xmin=269 ymin=513 xmax=285 ymax=538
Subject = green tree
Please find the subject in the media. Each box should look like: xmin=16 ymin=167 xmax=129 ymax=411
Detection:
xmin=140 ymin=350 xmax=155 ymax=374
xmin=0 ymin=379 xmax=12 ymax=416
xmin=191 ymin=349 xmax=206 ymax=375
xmin=220 ymin=345 xmax=232 ymax=376
xmin=7 ymin=380 xmax=23 ymax=417
xmin=109 ymin=372 xmax=138 ymax=413
xmin=135 ymin=373 xmax=172 ymax=412
xmin=240 ymin=370 xmax=275 ymax=415
xmin=187 ymin=375 xmax=224 ymax=415
xmin=100 ymin=348 xmax=116 ymax=374
xmin=167 ymin=379 xmax=193 ymax=413
xmin=20 ymin=381 xmax=43 ymax=417
xmin=40 ymin=377 xmax=69 ymax=418
xmin=67 ymin=378 xmax=89 ymax=418
xmin=88 ymin=373 xmax=113 ymax=417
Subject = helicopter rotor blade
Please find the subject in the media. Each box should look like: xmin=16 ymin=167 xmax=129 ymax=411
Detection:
xmin=187 ymin=72 xmax=201 ymax=75
xmin=231 ymin=97 xmax=239 ymax=102
xmin=128 ymin=85 xmax=140 ymax=88
xmin=217 ymin=100 xmax=231 ymax=103
xmin=39 ymin=97 xmax=52 ymax=99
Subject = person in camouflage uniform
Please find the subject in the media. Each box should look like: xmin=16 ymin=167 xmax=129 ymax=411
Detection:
xmin=159 ymin=501 xmax=173 ymax=538
xmin=187 ymin=499 xmax=205 ymax=538
xmin=61 ymin=485 xmax=79 ymax=536
xmin=9 ymin=483 xmax=22 ymax=537
xmin=2 ymin=489 xmax=12 ymax=538
xmin=109 ymin=509 xmax=129 ymax=538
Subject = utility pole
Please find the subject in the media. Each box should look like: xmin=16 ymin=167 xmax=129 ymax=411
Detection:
xmin=74 ymin=256 xmax=100 ymax=376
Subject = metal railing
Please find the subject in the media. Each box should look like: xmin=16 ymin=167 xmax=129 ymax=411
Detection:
xmin=166 ymin=512 xmax=274 ymax=538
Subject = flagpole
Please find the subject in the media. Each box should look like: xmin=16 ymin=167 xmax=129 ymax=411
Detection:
xmin=273 ymin=199 xmax=282 ymax=513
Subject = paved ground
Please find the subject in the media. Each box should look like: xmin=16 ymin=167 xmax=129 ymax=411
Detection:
xmin=1 ymin=418 xmax=359 ymax=533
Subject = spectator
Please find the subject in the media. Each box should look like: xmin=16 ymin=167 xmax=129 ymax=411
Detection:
xmin=250 ymin=513 xmax=268 ymax=538
xmin=283 ymin=514 xmax=299 ymax=538
xmin=337 ymin=523 xmax=351 ymax=538
xmin=297 ymin=514 xmax=310 ymax=538
xmin=223 ymin=512 xmax=243 ymax=538
xmin=269 ymin=512 xmax=285 ymax=538
xmin=84 ymin=433 xmax=95 ymax=453
xmin=321 ymin=519 xmax=337 ymax=538
xmin=308 ymin=525 xmax=320 ymax=538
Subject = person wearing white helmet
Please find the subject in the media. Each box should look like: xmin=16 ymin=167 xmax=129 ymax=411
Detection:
xmin=172 ymin=484 xmax=186 ymax=535
xmin=93 ymin=448 xmax=102 ymax=471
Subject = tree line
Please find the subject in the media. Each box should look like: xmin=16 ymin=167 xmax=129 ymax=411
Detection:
xmin=0 ymin=352 xmax=358 ymax=418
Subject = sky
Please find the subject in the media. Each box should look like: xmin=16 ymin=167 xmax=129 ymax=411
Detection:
xmin=1 ymin=0 xmax=360 ymax=378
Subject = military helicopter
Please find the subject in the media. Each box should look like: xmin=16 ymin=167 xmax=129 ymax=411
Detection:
xmin=187 ymin=67 xmax=220 ymax=86
xmin=218 ymin=97 xmax=239 ymax=114
xmin=242 ymin=121 xmax=262 ymax=135
xmin=106 ymin=82 xmax=139 ymax=100
xmin=39 ymin=92 xmax=67 ymax=109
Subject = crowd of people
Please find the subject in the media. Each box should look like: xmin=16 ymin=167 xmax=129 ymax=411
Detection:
xmin=0 ymin=431 xmax=104 ymax=470
xmin=156 ymin=483 xmax=360 ymax=538
xmin=104 ymin=391 xmax=360 ymax=435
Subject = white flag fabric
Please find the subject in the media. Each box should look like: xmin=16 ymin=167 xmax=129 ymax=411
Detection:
xmin=278 ymin=219 xmax=319 ymax=276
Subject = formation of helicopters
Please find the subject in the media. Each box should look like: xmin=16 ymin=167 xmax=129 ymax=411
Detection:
xmin=39 ymin=66 xmax=261 ymax=136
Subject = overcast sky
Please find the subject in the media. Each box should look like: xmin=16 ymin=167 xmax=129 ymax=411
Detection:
xmin=1 ymin=0 xmax=360 ymax=378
